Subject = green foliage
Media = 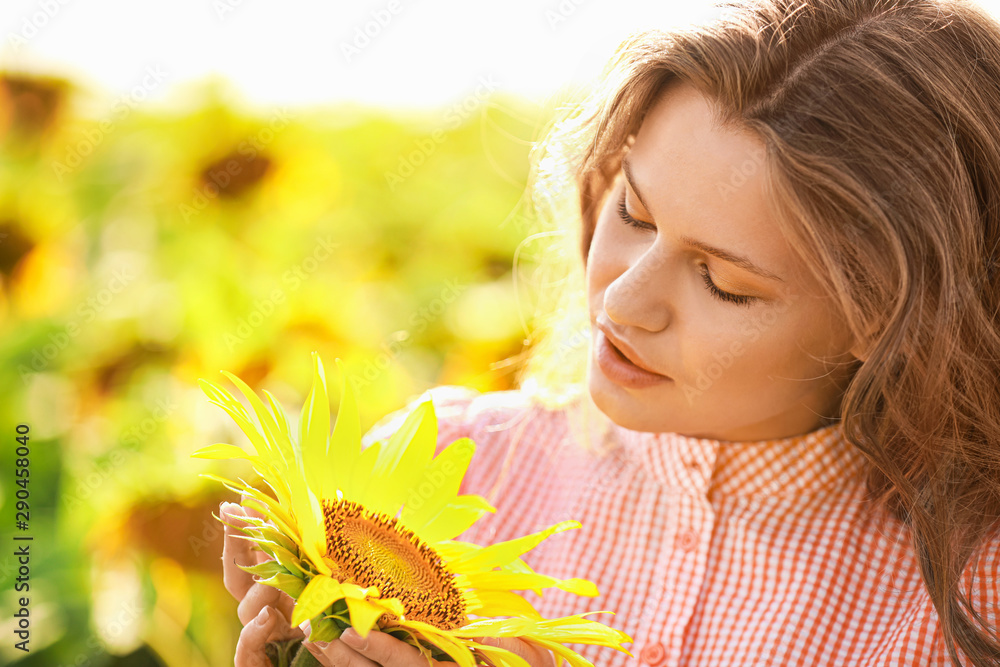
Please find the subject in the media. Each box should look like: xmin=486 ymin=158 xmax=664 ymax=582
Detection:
xmin=0 ymin=75 xmax=548 ymax=667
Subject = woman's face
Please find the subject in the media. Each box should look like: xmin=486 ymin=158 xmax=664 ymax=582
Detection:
xmin=586 ymin=80 xmax=861 ymax=440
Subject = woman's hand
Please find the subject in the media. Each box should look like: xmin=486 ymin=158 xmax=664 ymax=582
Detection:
xmin=303 ymin=629 xmax=556 ymax=667
xmin=221 ymin=500 xmax=304 ymax=667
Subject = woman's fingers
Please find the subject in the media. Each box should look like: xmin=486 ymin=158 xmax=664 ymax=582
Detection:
xmin=479 ymin=637 xmax=556 ymax=667
xmin=237 ymin=581 xmax=285 ymax=627
xmin=236 ymin=582 xmax=299 ymax=637
xmin=303 ymin=629 xmax=554 ymax=667
xmin=234 ymin=606 xmax=279 ymax=667
xmin=221 ymin=502 xmax=258 ymax=600
xmin=235 ymin=605 xmax=305 ymax=667
xmin=303 ymin=634 xmax=381 ymax=667
xmin=304 ymin=628 xmax=449 ymax=667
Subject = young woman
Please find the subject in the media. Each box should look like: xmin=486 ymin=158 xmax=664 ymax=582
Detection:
xmin=222 ymin=0 xmax=1000 ymax=664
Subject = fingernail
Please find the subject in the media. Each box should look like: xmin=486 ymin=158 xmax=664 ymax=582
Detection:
xmin=305 ymin=640 xmax=329 ymax=652
xmin=298 ymin=620 xmax=311 ymax=638
xmin=258 ymin=607 xmax=271 ymax=625
xmin=341 ymin=628 xmax=366 ymax=650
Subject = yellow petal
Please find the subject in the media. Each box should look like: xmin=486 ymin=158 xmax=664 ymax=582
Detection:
xmin=346 ymin=598 xmax=385 ymax=638
xmin=432 ymin=540 xmax=481 ymax=561
xmin=373 ymin=597 xmax=405 ymax=617
xmin=419 ymin=498 xmax=493 ymax=544
xmin=300 ymin=352 xmax=333 ymax=499
xmin=329 ymin=358 xmax=361 ymax=494
xmin=190 ymin=442 xmax=254 ymax=460
xmin=199 ymin=378 xmax=281 ymax=463
xmin=363 ymin=400 xmax=438 ymax=516
xmin=464 ymin=590 xmax=541 ymax=619
xmin=392 ymin=619 xmax=478 ymax=667
xmin=450 ymin=616 xmax=532 ymax=638
xmin=400 ymin=437 xmax=476 ymax=533
xmin=220 ymin=369 xmax=295 ymax=466
xmin=263 ymin=388 xmax=293 ymax=442
xmin=340 ymin=582 xmax=380 ymax=599
xmin=203 ymin=474 xmax=295 ymax=538
xmin=451 ymin=613 xmax=631 ymax=647
xmin=460 ymin=571 xmax=597 ymax=597
xmin=192 ymin=444 xmax=284 ymax=493
xmin=521 ymin=637 xmax=596 ymax=667
xmin=294 ymin=488 xmax=331 ymax=576
xmin=451 ymin=521 xmax=580 ymax=572
xmin=291 ymin=575 xmax=345 ymax=627
xmin=199 ymin=390 xmax=273 ymax=460
xmin=343 ymin=439 xmax=381 ymax=501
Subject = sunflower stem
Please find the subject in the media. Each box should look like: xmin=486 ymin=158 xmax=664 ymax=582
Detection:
xmin=289 ymin=643 xmax=323 ymax=667
xmin=265 ymin=639 xmax=321 ymax=667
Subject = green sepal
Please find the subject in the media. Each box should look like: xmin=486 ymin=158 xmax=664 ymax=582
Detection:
xmin=307 ymin=613 xmax=345 ymax=643
xmin=272 ymin=547 xmax=309 ymax=578
xmin=300 ymin=598 xmax=352 ymax=644
xmin=239 ymin=560 xmax=289 ymax=579
xmin=326 ymin=598 xmax=351 ymax=628
xmin=254 ymin=539 xmax=308 ymax=578
xmin=230 ymin=523 xmax=308 ymax=578
xmin=259 ymin=572 xmax=308 ymax=599
xmin=256 ymin=523 xmax=299 ymax=554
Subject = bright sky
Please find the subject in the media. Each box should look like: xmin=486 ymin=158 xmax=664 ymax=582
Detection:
xmin=0 ymin=0 xmax=736 ymax=112
xmin=2 ymin=0 xmax=1000 ymax=112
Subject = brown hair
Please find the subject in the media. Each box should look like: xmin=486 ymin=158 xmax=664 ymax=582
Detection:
xmin=520 ymin=0 xmax=1000 ymax=663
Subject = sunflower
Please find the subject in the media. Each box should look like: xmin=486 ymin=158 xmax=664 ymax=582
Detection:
xmin=193 ymin=351 xmax=632 ymax=667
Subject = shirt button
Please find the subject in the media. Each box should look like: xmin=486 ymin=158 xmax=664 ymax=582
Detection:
xmin=639 ymin=642 xmax=666 ymax=665
xmin=677 ymin=530 xmax=698 ymax=552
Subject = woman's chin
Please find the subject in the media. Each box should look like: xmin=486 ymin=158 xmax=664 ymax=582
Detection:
xmin=587 ymin=369 xmax=676 ymax=433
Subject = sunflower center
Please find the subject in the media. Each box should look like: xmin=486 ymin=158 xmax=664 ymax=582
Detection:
xmin=322 ymin=499 xmax=466 ymax=629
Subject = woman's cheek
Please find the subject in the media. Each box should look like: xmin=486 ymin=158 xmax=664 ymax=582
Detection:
xmin=587 ymin=232 xmax=630 ymax=311
xmin=697 ymin=314 xmax=781 ymax=387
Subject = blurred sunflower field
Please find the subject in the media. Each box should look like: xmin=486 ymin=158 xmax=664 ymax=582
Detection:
xmin=0 ymin=71 xmax=555 ymax=667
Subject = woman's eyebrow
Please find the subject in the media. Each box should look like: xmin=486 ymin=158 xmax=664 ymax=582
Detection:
xmin=620 ymin=156 xmax=786 ymax=284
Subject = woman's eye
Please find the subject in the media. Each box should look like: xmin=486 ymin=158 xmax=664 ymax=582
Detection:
xmin=699 ymin=265 xmax=757 ymax=307
xmin=616 ymin=192 xmax=656 ymax=231
xmin=614 ymin=189 xmax=758 ymax=307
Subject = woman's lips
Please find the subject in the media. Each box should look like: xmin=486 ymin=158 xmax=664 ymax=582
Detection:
xmin=594 ymin=330 xmax=672 ymax=388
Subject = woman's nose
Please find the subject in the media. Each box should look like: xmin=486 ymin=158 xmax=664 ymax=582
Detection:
xmin=603 ymin=249 xmax=672 ymax=332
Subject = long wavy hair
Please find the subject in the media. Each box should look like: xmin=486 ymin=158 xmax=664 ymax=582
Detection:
xmin=516 ymin=0 xmax=1000 ymax=663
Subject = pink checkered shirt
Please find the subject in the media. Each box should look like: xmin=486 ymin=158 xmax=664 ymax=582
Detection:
xmin=365 ymin=387 xmax=999 ymax=666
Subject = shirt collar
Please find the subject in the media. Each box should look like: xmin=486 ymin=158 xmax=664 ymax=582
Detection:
xmin=610 ymin=418 xmax=867 ymax=497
